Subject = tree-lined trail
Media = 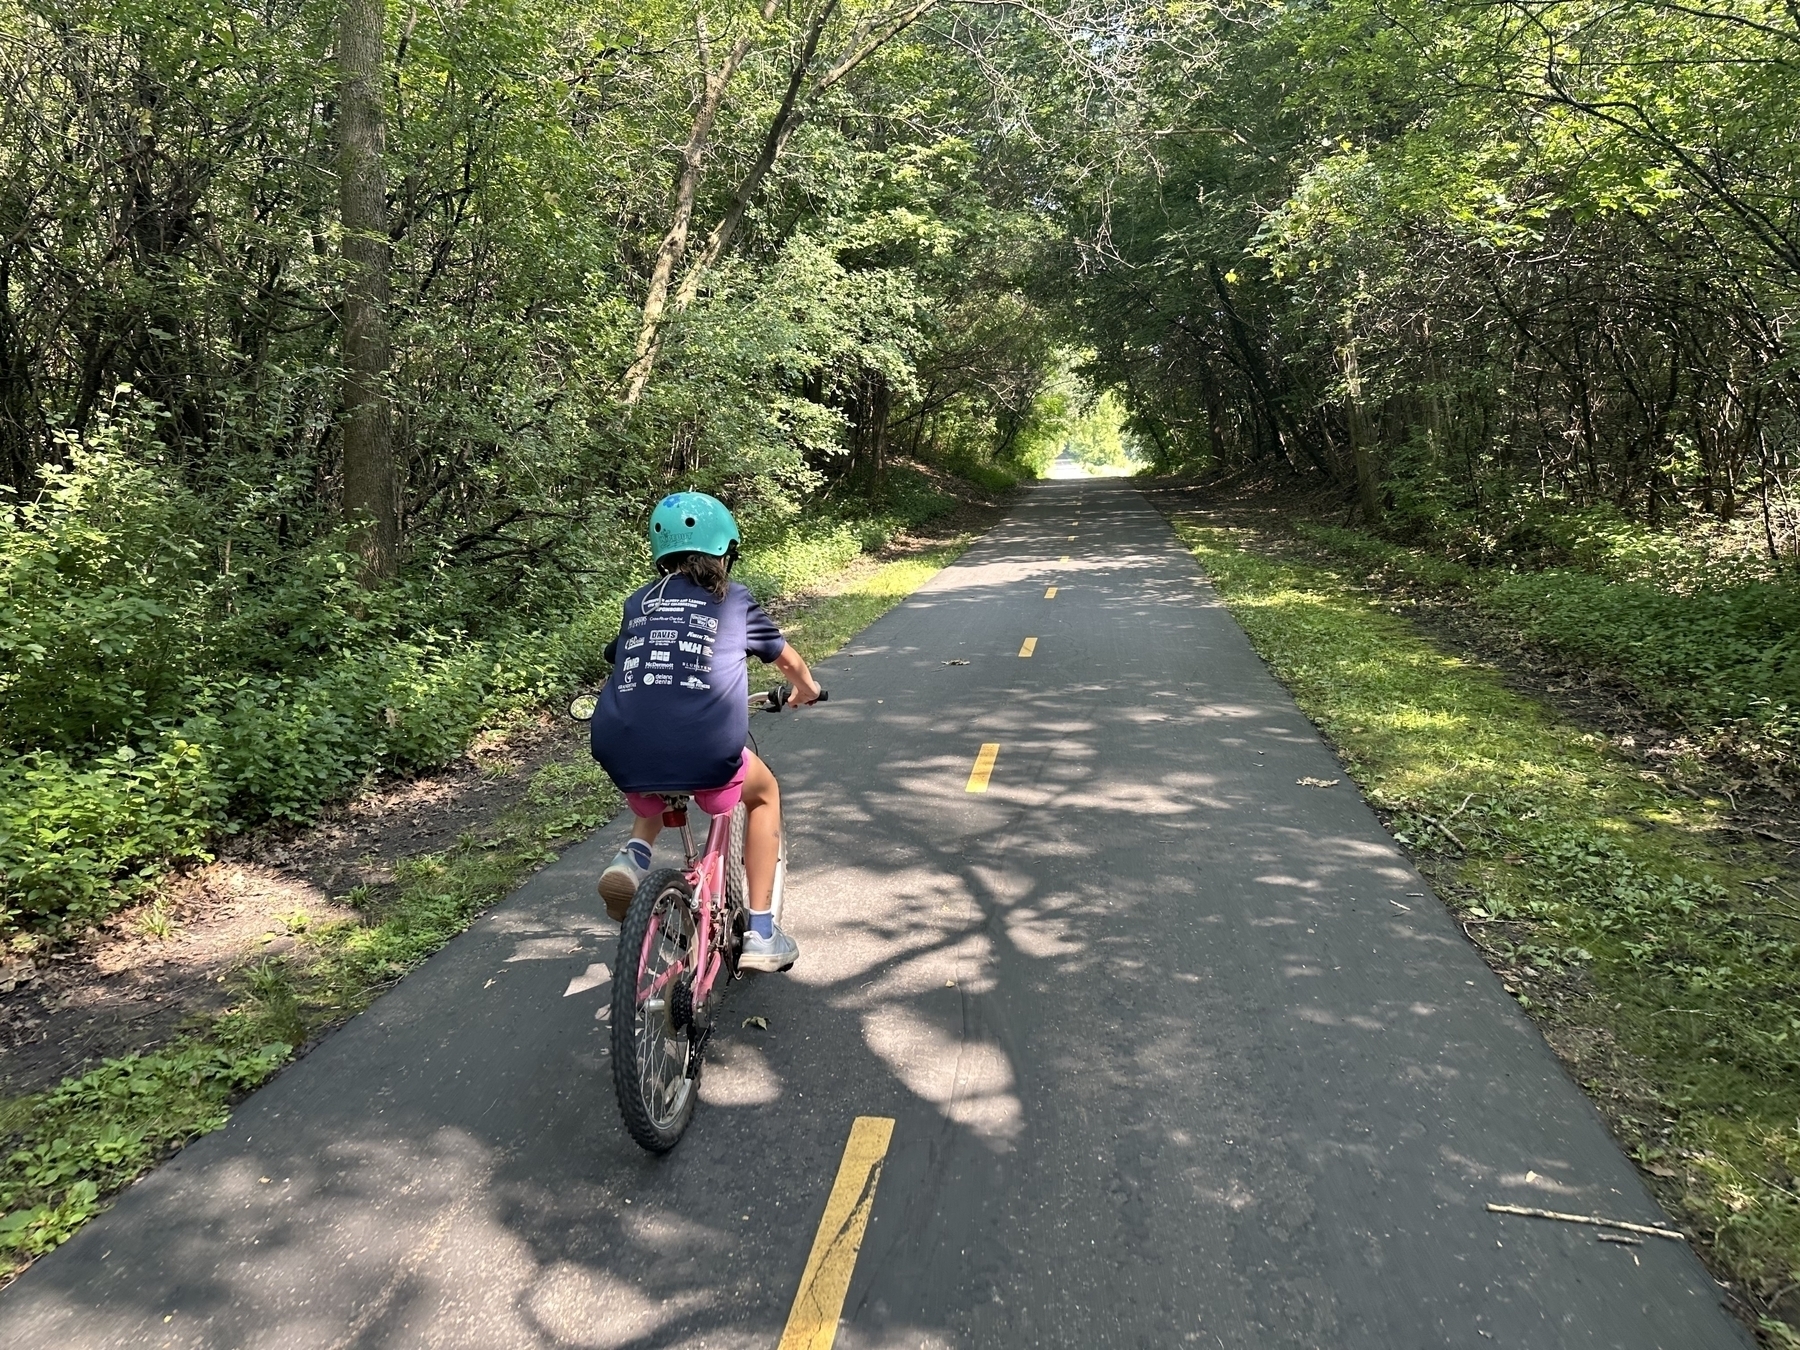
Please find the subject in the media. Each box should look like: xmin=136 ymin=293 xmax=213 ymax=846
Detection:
xmin=0 ymin=482 xmax=1748 ymax=1348
xmin=7 ymin=0 xmax=1800 ymax=1328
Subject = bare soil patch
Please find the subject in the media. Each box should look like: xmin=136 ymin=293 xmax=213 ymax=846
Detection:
xmin=0 ymin=716 xmax=584 ymax=1100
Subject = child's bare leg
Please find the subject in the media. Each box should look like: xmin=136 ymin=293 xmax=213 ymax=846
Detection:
xmin=738 ymin=750 xmax=780 ymax=912
xmin=629 ymin=814 xmax=662 ymax=847
xmin=735 ymin=751 xmax=796 ymax=969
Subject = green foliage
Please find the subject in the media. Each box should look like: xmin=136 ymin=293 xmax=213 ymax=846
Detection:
xmin=1286 ymin=515 xmax=1800 ymax=781
xmin=0 ymin=740 xmax=223 ymax=929
xmin=0 ymin=0 xmax=1068 ymax=936
xmin=1486 ymin=571 xmax=1800 ymax=771
xmin=0 ymin=1039 xmax=291 ymax=1260
xmin=1064 ymin=0 xmax=1800 ymax=563
xmin=1171 ymin=514 xmax=1800 ymax=1300
xmin=0 ymin=436 xmax=967 ymax=932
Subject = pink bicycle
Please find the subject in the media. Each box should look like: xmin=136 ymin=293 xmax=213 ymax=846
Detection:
xmin=571 ymin=682 xmax=824 ymax=1152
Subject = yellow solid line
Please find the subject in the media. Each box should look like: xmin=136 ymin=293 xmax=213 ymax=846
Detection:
xmin=778 ymin=1117 xmax=896 ymax=1350
xmin=1018 ymin=637 xmax=1037 ymax=658
xmin=1044 ymin=586 xmax=1057 ymax=599
xmin=966 ymin=743 xmax=1000 ymax=792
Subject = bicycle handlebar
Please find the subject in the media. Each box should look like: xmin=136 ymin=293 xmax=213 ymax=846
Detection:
xmin=567 ymin=684 xmax=826 ymax=722
xmin=752 ymin=683 xmax=829 ymax=712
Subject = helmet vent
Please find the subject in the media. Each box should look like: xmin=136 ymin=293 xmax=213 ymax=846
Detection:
xmin=684 ymin=516 xmax=696 ymax=527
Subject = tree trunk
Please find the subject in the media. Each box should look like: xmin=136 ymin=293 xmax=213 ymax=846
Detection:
xmin=339 ymin=0 xmax=397 ymax=580
xmin=629 ymin=0 xmax=940 ymax=397
xmin=1344 ymin=343 xmax=1382 ymax=526
xmin=620 ymin=3 xmax=777 ymax=406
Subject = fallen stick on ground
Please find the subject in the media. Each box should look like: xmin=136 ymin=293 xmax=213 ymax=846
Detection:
xmin=1486 ymin=1202 xmax=1685 ymax=1240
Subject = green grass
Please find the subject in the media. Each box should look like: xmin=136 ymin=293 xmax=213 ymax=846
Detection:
xmin=1285 ymin=520 xmax=1800 ymax=783
xmin=1170 ymin=516 xmax=1800 ymax=1342
xmin=777 ymin=542 xmax=972 ymax=660
xmin=0 ymin=530 xmax=980 ymax=1281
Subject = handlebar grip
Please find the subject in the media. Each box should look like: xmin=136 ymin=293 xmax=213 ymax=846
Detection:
xmin=762 ymin=684 xmax=828 ymax=711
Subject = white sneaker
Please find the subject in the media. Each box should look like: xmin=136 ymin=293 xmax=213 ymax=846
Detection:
xmin=599 ymin=849 xmax=648 ymax=921
xmin=738 ymin=923 xmax=799 ymax=973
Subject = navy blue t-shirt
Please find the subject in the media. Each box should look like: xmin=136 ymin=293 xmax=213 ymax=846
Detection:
xmin=590 ymin=575 xmax=786 ymax=793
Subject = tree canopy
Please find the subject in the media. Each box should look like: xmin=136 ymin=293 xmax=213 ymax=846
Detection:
xmin=4 ymin=0 xmax=1799 ymax=909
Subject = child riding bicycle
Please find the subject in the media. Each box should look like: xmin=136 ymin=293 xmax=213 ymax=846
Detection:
xmin=588 ymin=492 xmax=822 ymax=972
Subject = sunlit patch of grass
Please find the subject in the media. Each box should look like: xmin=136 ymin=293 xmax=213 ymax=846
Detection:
xmin=779 ymin=543 xmax=974 ymax=662
xmin=1171 ymin=516 xmax=1800 ymax=1327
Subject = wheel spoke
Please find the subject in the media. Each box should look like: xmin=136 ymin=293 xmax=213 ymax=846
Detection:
xmin=616 ymin=877 xmax=703 ymax=1147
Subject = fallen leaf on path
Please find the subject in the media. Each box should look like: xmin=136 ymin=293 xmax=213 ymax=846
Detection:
xmin=942 ymin=659 xmax=970 ymax=666
xmin=1297 ymin=777 xmax=1340 ymax=788
xmin=742 ymin=1016 xmax=768 ymax=1030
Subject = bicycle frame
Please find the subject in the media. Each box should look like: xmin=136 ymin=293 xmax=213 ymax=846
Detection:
xmin=636 ymin=800 xmax=735 ymax=1022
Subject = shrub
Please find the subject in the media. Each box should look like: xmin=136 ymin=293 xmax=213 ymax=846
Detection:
xmin=0 ymin=448 xmax=961 ymax=934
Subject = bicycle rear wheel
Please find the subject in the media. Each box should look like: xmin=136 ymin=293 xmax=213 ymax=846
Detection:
xmin=720 ymin=804 xmax=749 ymax=971
xmin=612 ymin=869 xmax=700 ymax=1152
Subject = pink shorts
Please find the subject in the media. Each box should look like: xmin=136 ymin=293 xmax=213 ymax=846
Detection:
xmin=625 ymin=754 xmax=747 ymax=819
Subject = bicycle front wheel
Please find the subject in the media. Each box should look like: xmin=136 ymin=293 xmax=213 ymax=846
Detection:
xmin=612 ymin=869 xmax=700 ymax=1152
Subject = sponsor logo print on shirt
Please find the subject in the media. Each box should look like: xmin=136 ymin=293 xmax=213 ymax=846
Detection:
xmin=643 ymin=672 xmax=672 ymax=686
xmin=624 ymin=636 xmax=644 ymax=651
xmin=622 ymin=656 xmax=640 ymax=671
xmin=687 ymin=614 xmax=718 ymax=634
xmin=649 ymin=649 xmax=672 ymax=664
xmin=627 ymin=615 xmax=647 ymax=629
xmin=649 ymin=628 xmax=679 ymax=643
xmin=680 ymin=675 xmax=710 ymax=690
xmin=677 ymin=638 xmax=705 ymax=654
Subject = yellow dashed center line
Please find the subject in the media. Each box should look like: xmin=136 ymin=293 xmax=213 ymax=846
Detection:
xmin=777 ymin=1116 xmax=895 ymax=1350
xmin=966 ymin=743 xmax=1001 ymax=792
xmin=1060 ymin=554 xmax=1069 ymax=562
xmin=1044 ymin=586 xmax=1057 ymax=599
xmin=1018 ymin=637 xmax=1037 ymax=658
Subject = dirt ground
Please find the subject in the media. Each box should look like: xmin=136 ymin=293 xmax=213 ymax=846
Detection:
xmin=0 ymin=476 xmax=1011 ymax=1104
xmin=0 ymin=716 xmax=586 ymax=1100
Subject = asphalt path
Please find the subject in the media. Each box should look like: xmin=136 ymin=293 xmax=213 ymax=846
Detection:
xmin=0 ymin=479 xmax=1752 ymax=1349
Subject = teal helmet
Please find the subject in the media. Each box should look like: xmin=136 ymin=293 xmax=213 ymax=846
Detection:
xmin=649 ymin=491 xmax=741 ymax=564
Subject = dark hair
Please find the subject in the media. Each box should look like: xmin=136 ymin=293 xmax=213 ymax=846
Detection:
xmin=659 ymin=549 xmax=733 ymax=599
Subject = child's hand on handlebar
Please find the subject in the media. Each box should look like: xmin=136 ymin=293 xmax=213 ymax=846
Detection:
xmin=771 ymin=644 xmax=822 ymax=707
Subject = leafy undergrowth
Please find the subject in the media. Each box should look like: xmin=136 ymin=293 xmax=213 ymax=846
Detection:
xmin=0 ymin=461 xmax=968 ymax=936
xmin=1170 ymin=516 xmax=1800 ymax=1344
xmin=1286 ymin=519 xmax=1800 ymax=786
xmin=0 ymin=536 xmax=980 ymax=1282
